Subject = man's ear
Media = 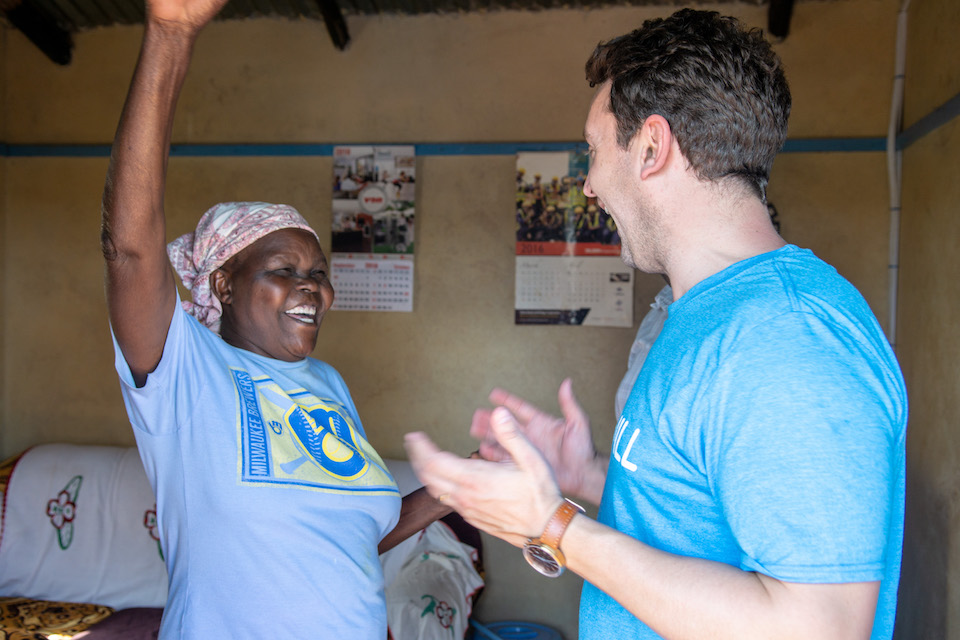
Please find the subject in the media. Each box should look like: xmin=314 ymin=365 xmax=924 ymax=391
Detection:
xmin=632 ymin=114 xmax=673 ymax=181
xmin=210 ymin=269 xmax=233 ymax=306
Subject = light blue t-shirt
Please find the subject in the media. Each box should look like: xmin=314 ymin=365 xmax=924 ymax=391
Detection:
xmin=113 ymin=297 xmax=401 ymax=639
xmin=580 ymin=245 xmax=907 ymax=639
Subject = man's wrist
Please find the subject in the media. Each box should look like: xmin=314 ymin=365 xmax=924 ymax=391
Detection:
xmin=522 ymin=498 xmax=585 ymax=578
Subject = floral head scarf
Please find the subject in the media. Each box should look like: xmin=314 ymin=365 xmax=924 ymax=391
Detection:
xmin=166 ymin=202 xmax=319 ymax=333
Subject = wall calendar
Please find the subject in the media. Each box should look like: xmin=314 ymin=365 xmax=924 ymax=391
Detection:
xmin=514 ymin=151 xmax=633 ymax=327
xmin=330 ymin=145 xmax=416 ymax=312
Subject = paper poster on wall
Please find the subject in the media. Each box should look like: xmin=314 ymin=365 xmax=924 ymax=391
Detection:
xmin=330 ymin=145 xmax=415 ymax=312
xmin=514 ymin=151 xmax=632 ymax=326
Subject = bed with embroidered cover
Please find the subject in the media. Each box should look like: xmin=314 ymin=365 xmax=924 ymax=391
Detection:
xmin=0 ymin=444 xmax=483 ymax=639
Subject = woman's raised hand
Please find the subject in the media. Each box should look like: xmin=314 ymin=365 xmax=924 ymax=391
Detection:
xmin=146 ymin=0 xmax=230 ymax=31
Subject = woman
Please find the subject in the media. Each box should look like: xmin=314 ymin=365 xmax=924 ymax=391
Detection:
xmin=100 ymin=0 xmax=447 ymax=636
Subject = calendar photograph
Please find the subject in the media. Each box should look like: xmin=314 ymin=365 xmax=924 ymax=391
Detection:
xmin=515 ymin=151 xmax=621 ymax=257
xmin=332 ymin=145 xmax=416 ymax=255
xmin=514 ymin=152 xmax=633 ymax=327
xmin=330 ymin=145 xmax=416 ymax=312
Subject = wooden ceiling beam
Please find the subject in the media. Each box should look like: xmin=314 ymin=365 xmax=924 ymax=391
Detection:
xmin=768 ymin=0 xmax=794 ymax=40
xmin=2 ymin=0 xmax=73 ymax=64
xmin=318 ymin=0 xmax=349 ymax=50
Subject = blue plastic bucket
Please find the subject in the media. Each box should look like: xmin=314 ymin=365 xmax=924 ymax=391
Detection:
xmin=471 ymin=619 xmax=563 ymax=640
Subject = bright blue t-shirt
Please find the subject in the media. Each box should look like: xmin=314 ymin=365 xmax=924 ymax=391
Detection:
xmin=113 ymin=296 xmax=401 ymax=639
xmin=580 ymin=245 xmax=907 ymax=639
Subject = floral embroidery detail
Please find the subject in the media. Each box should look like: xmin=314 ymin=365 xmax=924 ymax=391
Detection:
xmin=144 ymin=505 xmax=164 ymax=560
xmin=435 ymin=601 xmax=454 ymax=629
xmin=47 ymin=491 xmax=75 ymax=528
xmin=46 ymin=475 xmax=81 ymax=550
xmin=419 ymin=594 xmax=457 ymax=635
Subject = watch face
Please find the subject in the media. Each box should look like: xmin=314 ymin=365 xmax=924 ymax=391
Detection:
xmin=523 ymin=543 xmax=564 ymax=578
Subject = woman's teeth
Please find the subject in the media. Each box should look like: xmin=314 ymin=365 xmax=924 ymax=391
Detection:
xmin=285 ymin=305 xmax=317 ymax=323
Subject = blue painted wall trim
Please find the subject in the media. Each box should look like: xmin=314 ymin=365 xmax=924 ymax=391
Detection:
xmin=0 ymin=138 xmax=884 ymax=158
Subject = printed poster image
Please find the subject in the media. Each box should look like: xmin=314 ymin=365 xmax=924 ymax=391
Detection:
xmin=514 ymin=151 xmax=633 ymax=327
xmin=330 ymin=146 xmax=415 ymax=312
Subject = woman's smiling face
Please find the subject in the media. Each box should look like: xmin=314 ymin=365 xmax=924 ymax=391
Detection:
xmin=214 ymin=228 xmax=335 ymax=362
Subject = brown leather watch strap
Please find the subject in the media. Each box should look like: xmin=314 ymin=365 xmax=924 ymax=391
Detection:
xmin=538 ymin=499 xmax=584 ymax=550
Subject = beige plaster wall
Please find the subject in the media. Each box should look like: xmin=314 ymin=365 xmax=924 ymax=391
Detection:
xmin=895 ymin=117 xmax=960 ymax=640
xmin=7 ymin=0 xmax=899 ymax=144
xmin=1 ymin=154 xmax=664 ymax=458
xmin=894 ymin=0 xmax=960 ymax=637
xmin=0 ymin=0 xmax=913 ymax=636
xmin=767 ymin=152 xmax=892 ymax=327
xmin=1 ymin=0 xmax=902 ymax=442
xmin=902 ymin=0 xmax=960 ymax=125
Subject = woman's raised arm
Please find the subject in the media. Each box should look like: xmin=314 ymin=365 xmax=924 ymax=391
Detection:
xmin=101 ymin=0 xmax=228 ymax=386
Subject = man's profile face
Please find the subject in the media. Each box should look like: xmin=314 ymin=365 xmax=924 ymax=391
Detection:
xmin=582 ymin=82 xmax=667 ymax=274
xmin=583 ymin=83 xmax=638 ymax=268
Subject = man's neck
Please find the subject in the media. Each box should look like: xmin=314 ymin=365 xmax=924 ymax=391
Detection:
xmin=660 ymin=186 xmax=785 ymax=300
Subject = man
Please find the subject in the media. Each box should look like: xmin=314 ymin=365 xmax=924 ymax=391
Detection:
xmin=405 ymin=9 xmax=907 ymax=640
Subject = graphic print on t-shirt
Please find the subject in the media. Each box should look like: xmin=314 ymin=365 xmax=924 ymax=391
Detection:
xmin=232 ymin=368 xmax=396 ymax=494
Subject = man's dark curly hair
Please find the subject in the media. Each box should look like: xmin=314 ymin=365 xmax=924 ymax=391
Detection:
xmin=585 ymin=9 xmax=791 ymax=201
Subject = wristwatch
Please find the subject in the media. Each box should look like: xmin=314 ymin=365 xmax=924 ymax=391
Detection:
xmin=522 ymin=498 xmax=585 ymax=578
